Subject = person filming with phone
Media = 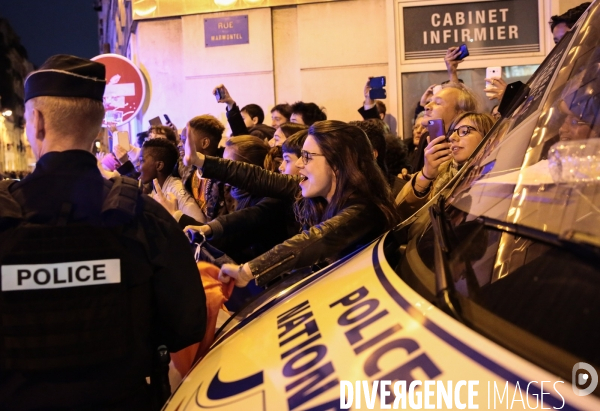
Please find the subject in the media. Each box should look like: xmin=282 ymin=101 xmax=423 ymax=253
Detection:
xmin=395 ymin=82 xmax=480 ymax=214
xmin=213 ymin=84 xmax=275 ymax=141
xmin=396 ymin=112 xmax=494 ymax=217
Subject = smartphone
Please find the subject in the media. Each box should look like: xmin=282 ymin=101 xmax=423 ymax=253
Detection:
xmin=427 ymin=119 xmax=445 ymax=140
xmin=164 ymin=114 xmax=172 ymax=124
xmin=485 ymin=66 xmax=502 ymax=97
xmin=149 ymin=116 xmax=162 ymax=126
xmin=369 ymin=88 xmax=387 ymax=99
xmin=215 ymin=86 xmax=226 ymax=101
xmin=369 ymin=76 xmax=386 ymax=89
xmin=115 ymin=131 xmax=130 ymax=148
xmin=498 ymin=80 xmax=529 ymax=117
xmin=456 ymin=44 xmax=469 ymax=60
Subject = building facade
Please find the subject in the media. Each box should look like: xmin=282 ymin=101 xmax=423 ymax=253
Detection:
xmin=98 ymin=0 xmax=581 ymax=140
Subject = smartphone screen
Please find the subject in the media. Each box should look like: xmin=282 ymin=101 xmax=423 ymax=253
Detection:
xmin=427 ymin=119 xmax=445 ymax=140
xmin=457 ymin=44 xmax=469 ymax=60
xmin=369 ymin=76 xmax=386 ymax=89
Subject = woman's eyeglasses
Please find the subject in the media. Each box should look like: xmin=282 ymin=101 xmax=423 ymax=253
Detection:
xmin=300 ymin=150 xmax=325 ymax=165
xmin=450 ymin=125 xmax=479 ymax=138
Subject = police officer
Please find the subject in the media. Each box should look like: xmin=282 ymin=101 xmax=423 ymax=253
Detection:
xmin=0 ymin=55 xmax=207 ymax=409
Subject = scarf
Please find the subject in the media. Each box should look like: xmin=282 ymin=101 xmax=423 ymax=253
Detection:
xmin=432 ymin=160 xmax=461 ymax=196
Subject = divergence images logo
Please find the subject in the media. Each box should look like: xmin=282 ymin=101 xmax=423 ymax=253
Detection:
xmin=572 ymin=362 xmax=598 ymax=396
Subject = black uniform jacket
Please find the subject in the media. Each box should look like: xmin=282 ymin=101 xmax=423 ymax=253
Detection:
xmin=1 ymin=150 xmax=206 ymax=410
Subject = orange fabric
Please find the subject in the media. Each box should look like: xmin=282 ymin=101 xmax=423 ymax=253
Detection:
xmin=170 ymin=261 xmax=234 ymax=378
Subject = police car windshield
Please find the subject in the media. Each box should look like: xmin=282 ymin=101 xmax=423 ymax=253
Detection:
xmin=445 ymin=3 xmax=600 ymax=242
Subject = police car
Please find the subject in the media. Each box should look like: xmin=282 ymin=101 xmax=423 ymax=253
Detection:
xmin=165 ymin=2 xmax=600 ymax=410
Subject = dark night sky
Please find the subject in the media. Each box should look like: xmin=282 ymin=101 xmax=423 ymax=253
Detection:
xmin=1 ymin=0 xmax=99 ymax=68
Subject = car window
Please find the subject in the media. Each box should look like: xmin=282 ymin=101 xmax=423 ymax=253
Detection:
xmin=447 ymin=5 xmax=600 ymax=241
xmin=411 ymin=209 xmax=600 ymax=373
xmin=398 ymin=3 xmax=600 ymax=394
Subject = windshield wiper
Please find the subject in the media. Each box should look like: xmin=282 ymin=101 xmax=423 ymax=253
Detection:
xmin=477 ymin=216 xmax=600 ymax=262
xmin=429 ymin=197 xmax=463 ymax=322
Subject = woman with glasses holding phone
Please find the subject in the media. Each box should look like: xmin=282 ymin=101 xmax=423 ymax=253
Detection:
xmin=184 ymin=120 xmax=398 ymax=288
xmin=396 ymin=112 xmax=495 ymax=216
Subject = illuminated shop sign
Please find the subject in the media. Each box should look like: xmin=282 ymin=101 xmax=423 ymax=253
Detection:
xmin=204 ymin=15 xmax=249 ymax=47
xmin=133 ymin=0 xmax=342 ymax=20
xmin=403 ymin=0 xmax=540 ymax=60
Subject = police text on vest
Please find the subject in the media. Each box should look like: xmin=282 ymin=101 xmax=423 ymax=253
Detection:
xmin=1 ymin=259 xmax=121 ymax=291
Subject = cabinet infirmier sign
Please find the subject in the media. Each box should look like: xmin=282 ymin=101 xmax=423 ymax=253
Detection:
xmin=403 ymin=0 xmax=540 ymax=60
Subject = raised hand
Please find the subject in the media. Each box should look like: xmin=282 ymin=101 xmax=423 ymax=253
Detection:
xmin=444 ymin=46 xmax=463 ymax=83
xmin=152 ymin=178 xmax=178 ymax=214
xmin=364 ymin=80 xmax=375 ymax=109
xmin=183 ymin=124 xmax=205 ymax=168
xmin=213 ymin=84 xmax=235 ymax=110
xmin=423 ymin=135 xmax=452 ymax=181
xmin=484 ymin=77 xmax=507 ymax=101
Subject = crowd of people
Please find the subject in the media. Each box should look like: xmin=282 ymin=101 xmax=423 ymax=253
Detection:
xmin=94 ymin=43 xmax=508 ymax=302
xmin=95 ymin=1 xmax=593 ymax=301
xmin=0 ymin=2 xmax=592 ymax=409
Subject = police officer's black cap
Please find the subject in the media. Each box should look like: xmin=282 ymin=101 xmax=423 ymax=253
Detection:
xmin=24 ymin=54 xmax=106 ymax=102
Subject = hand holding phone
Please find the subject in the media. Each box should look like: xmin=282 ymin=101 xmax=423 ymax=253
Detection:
xmin=213 ymin=85 xmax=229 ymax=102
xmin=485 ymin=67 xmax=503 ymax=99
xmin=427 ymin=119 xmax=445 ymax=140
xmin=213 ymin=84 xmax=234 ymax=109
xmin=422 ymin=134 xmax=452 ymax=181
xmin=456 ymin=44 xmax=469 ymax=60
xmin=115 ymin=131 xmax=131 ymax=151
xmin=215 ymin=87 xmax=225 ymax=101
xmin=368 ymin=76 xmax=387 ymax=100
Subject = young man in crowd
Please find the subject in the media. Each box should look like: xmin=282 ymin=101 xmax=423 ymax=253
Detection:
xmin=140 ymin=138 xmax=206 ymax=223
xmin=185 ymin=114 xmax=232 ymax=220
xmin=270 ymin=103 xmax=292 ymax=128
xmin=279 ymin=130 xmax=307 ymax=175
xmin=290 ymin=101 xmax=327 ymax=125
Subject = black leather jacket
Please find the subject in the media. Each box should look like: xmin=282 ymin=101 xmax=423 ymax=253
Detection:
xmin=202 ymin=156 xmax=388 ymax=286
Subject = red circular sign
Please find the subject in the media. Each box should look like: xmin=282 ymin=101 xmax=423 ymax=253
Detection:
xmin=91 ymin=53 xmax=146 ymax=126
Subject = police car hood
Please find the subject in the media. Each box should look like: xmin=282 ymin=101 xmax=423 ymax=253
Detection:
xmin=164 ymin=235 xmax=600 ymax=410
